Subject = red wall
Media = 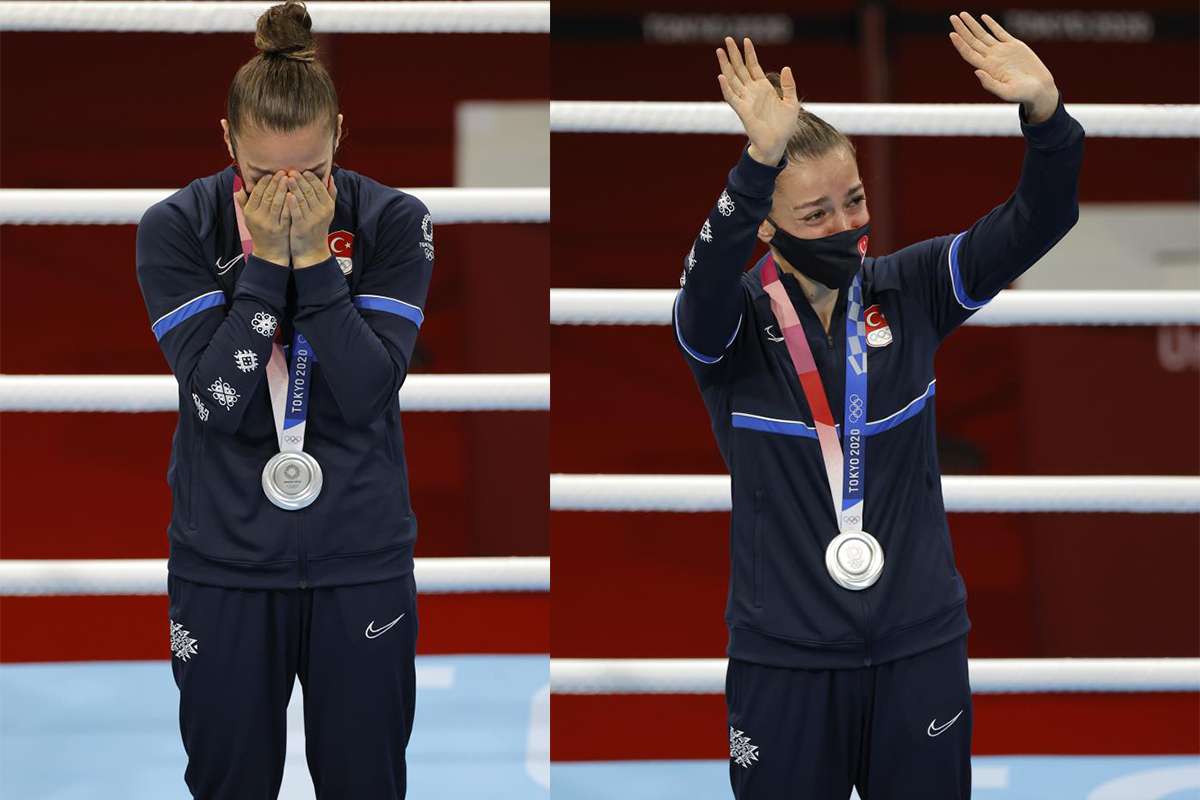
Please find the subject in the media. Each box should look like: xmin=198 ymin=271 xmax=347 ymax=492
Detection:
xmin=0 ymin=30 xmax=549 ymax=658
xmin=549 ymin=2 xmax=1199 ymax=758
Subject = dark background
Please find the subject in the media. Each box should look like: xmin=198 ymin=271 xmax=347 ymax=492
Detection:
xmin=1 ymin=30 xmax=550 ymax=658
xmin=550 ymin=0 xmax=1199 ymax=759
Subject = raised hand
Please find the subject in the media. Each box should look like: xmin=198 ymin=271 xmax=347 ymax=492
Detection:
xmin=948 ymin=12 xmax=1058 ymax=122
xmin=716 ymin=36 xmax=800 ymax=166
xmin=234 ymin=171 xmax=291 ymax=266
xmin=286 ymin=171 xmax=337 ymax=269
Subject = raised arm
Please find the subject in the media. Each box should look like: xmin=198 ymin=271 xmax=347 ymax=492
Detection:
xmin=673 ymin=37 xmax=793 ymax=366
xmin=886 ymin=12 xmax=1083 ymax=341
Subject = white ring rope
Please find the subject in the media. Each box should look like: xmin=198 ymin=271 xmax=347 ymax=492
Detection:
xmin=551 ymin=657 xmax=1200 ymax=694
xmin=551 ymin=288 xmax=1200 ymax=327
xmin=0 ymin=2 xmax=550 ymax=33
xmin=0 ymin=188 xmax=549 ymax=225
xmin=550 ymin=474 xmax=1200 ymax=514
xmin=0 ymin=557 xmax=548 ymax=595
xmin=550 ymin=101 xmax=1200 ymax=138
xmin=0 ymin=374 xmax=549 ymax=412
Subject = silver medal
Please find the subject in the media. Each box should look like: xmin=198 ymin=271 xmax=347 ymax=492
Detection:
xmin=825 ymin=530 xmax=884 ymax=591
xmin=262 ymin=450 xmax=323 ymax=511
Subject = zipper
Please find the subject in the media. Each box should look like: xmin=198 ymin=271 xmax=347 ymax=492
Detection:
xmin=752 ymin=489 xmax=764 ymax=609
xmin=860 ymin=593 xmax=873 ymax=666
xmin=296 ymin=514 xmax=308 ymax=589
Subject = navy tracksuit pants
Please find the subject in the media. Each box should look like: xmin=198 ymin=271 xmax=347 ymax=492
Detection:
xmin=727 ymin=635 xmax=972 ymax=799
xmin=167 ymin=571 xmax=418 ymax=799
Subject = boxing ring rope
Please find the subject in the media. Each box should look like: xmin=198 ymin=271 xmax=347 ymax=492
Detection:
xmin=0 ymin=1 xmax=550 ymax=34
xmin=0 ymin=374 xmax=549 ymax=412
xmin=550 ymin=474 xmax=1200 ymax=514
xmin=0 ymin=557 xmax=549 ymax=595
xmin=550 ymin=101 xmax=1200 ymax=138
xmin=551 ymin=657 xmax=1200 ymax=694
xmin=0 ymin=187 xmax=550 ymax=225
xmin=551 ymin=288 xmax=1200 ymax=327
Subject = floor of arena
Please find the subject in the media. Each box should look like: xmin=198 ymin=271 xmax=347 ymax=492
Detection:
xmin=0 ymin=654 xmax=549 ymax=799
xmin=553 ymin=758 xmax=1200 ymax=799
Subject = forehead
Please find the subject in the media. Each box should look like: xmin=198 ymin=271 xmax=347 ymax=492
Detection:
xmin=773 ymin=148 xmax=861 ymax=205
xmin=235 ymin=120 xmax=332 ymax=173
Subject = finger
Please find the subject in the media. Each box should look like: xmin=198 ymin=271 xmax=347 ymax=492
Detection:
xmin=743 ymin=38 xmax=766 ymax=81
xmin=269 ymin=176 xmax=288 ymax=222
xmin=778 ymin=65 xmax=798 ymax=104
xmin=724 ymin=36 xmax=752 ymax=85
xmin=287 ymin=191 xmax=301 ymax=220
xmin=288 ymin=173 xmax=315 ymax=212
xmin=717 ymin=74 xmax=739 ymax=106
xmin=716 ymin=48 xmax=745 ymax=97
xmin=245 ymin=174 xmax=265 ymax=211
xmin=960 ymin=11 xmax=999 ymax=47
xmin=949 ymin=14 xmax=988 ymax=56
xmin=261 ymin=171 xmax=283 ymax=212
xmin=234 ymin=188 xmax=248 ymax=210
xmin=981 ymin=13 xmax=1015 ymax=42
xmin=948 ymin=31 xmax=987 ymax=69
xmin=300 ymin=171 xmax=325 ymax=206
xmin=974 ymin=68 xmax=1006 ymax=95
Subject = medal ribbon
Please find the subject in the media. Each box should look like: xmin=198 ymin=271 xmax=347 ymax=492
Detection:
xmin=232 ymin=171 xmax=316 ymax=455
xmin=760 ymin=253 xmax=868 ymax=534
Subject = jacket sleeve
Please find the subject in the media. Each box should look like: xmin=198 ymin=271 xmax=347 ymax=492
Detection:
xmin=136 ymin=199 xmax=291 ymax=435
xmin=887 ymin=92 xmax=1084 ymax=342
xmin=673 ymin=145 xmax=787 ymax=369
xmin=291 ymin=193 xmax=433 ymax=428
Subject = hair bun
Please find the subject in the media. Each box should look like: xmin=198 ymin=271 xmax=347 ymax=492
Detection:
xmin=254 ymin=0 xmax=316 ymax=62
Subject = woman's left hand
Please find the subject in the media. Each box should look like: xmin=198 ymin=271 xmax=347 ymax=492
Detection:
xmin=286 ymin=171 xmax=338 ymax=269
xmin=948 ymin=12 xmax=1058 ymax=123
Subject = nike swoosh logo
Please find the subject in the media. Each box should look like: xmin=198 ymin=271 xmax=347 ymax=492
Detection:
xmin=927 ymin=709 xmax=964 ymax=737
xmin=364 ymin=613 xmax=406 ymax=639
xmin=216 ymin=254 xmax=244 ymax=275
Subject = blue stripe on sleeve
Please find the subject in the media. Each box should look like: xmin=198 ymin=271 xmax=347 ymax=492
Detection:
xmin=673 ymin=290 xmax=742 ymax=365
xmin=352 ymin=294 xmax=424 ymax=327
xmin=151 ymin=290 xmax=225 ymax=341
xmin=947 ymin=232 xmax=988 ymax=311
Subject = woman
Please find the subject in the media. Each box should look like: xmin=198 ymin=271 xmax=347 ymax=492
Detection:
xmin=673 ymin=13 xmax=1082 ymax=798
xmin=135 ymin=1 xmax=433 ymax=796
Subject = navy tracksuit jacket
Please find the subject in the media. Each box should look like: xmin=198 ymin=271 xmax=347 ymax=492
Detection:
xmin=136 ymin=163 xmax=433 ymax=590
xmin=674 ymin=96 xmax=1084 ymax=670
xmin=137 ymin=163 xmax=433 ymax=798
xmin=675 ymin=95 xmax=1083 ymax=797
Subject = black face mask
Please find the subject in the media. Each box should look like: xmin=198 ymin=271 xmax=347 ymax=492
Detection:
xmin=767 ymin=218 xmax=871 ymax=291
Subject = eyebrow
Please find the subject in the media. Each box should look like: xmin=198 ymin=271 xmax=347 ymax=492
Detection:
xmin=794 ymin=183 xmax=865 ymax=210
xmin=246 ymin=162 xmax=326 ymax=175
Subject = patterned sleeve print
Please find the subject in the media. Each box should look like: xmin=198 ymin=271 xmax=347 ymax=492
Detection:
xmin=673 ymin=146 xmax=786 ymax=367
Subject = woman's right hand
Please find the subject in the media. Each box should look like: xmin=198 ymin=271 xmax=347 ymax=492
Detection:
xmin=235 ymin=171 xmax=292 ymax=266
xmin=716 ymin=36 xmax=800 ymax=167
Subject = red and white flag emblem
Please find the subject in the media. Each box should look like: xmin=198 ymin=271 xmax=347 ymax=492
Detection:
xmin=327 ymin=230 xmax=354 ymax=275
xmin=864 ymin=304 xmax=893 ymax=348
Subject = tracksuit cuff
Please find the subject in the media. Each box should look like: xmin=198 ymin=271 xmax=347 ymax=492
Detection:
xmin=1019 ymin=91 xmax=1074 ymax=150
xmin=293 ymin=255 xmax=348 ymax=308
xmin=235 ymin=254 xmax=290 ymax=309
xmin=728 ymin=144 xmax=788 ymax=199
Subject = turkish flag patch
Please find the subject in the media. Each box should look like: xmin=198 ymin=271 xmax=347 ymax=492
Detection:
xmin=864 ymin=304 xmax=893 ymax=348
xmin=327 ymin=230 xmax=354 ymax=275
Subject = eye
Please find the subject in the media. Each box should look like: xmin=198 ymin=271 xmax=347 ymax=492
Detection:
xmin=805 ymin=210 xmax=825 ymax=222
xmin=849 ymin=195 xmax=865 ymax=206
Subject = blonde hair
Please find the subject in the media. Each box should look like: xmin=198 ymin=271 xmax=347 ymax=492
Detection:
xmin=766 ymin=71 xmax=856 ymax=163
xmin=226 ymin=0 xmax=339 ymax=148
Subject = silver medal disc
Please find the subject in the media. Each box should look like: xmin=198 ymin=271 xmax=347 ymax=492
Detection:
xmin=262 ymin=451 xmax=323 ymax=511
xmin=824 ymin=530 xmax=884 ymax=590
